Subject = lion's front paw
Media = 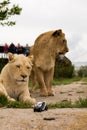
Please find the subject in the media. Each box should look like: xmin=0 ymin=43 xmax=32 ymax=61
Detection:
xmin=24 ymin=97 xmax=36 ymax=105
xmin=40 ymin=87 xmax=48 ymax=97
xmin=29 ymin=98 xmax=36 ymax=105
xmin=7 ymin=97 xmax=16 ymax=102
xmin=48 ymin=89 xmax=54 ymax=96
xmin=40 ymin=92 xmax=48 ymax=96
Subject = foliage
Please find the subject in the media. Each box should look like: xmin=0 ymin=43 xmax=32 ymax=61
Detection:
xmin=0 ymin=58 xmax=8 ymax=72
xmin=74 ymin=98 xmax=87 ymax=108
xmin=0 ymin=95 xmax=87 ymax=108
xmin=0 ymin=0 xmax=22 ymax=26
xmin=48 ymin=98 xmax=87 ymax=108
xmin=54 ymin=57 xmax=75 ymax=79
xmin=48 ymin=100 xmax=72 ymax=108
xmin=81 ymin=77 xmax=87 ymax=83
xmin=7 ymin=101 xmax=32 ymax=108
xmin=0 ymin=95 xmax=32 ymax=108
xmin=54 ymin=65 xmax=74 ymax=78
xmin=0 ymin=95 xmax=8 ymax=107
xmin=77 ymin=66 xmax=87 ymax=77
xmin=52 ymin=77 xmax=82 ymax=85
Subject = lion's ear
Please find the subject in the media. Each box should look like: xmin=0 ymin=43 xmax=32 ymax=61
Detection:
xmin=52 ymin=29 xmax=62 ymax=37
xmin=28 ymin=55 xmax=34 ymax=62
xmin=8 ymin=53 xmax=15 ymax=62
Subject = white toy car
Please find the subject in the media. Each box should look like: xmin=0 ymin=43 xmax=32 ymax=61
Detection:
xmin=34 ymin=101 xmax=48 ymax=112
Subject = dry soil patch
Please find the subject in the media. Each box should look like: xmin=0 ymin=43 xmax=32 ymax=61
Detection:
xmin=0 ymin=81 xmax=87 ymax=130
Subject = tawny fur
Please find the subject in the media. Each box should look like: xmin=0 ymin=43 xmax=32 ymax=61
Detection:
xmin=30 ymin=29 xmax=69 ymax=96
xmin=0 ymin=53 xmax=36 ymax=104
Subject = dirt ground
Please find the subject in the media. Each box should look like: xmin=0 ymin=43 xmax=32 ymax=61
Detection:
xmin=0 ymin=81 xmax=87 ymax=130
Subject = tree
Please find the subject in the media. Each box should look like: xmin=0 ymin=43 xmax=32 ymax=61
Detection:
xmin=0 ymin=0 xmax=22 ymax=26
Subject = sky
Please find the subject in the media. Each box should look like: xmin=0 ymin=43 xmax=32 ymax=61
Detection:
xmin=0 ymin=0 xmax=87 ymax=62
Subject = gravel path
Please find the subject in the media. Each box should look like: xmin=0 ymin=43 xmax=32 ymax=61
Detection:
xmin=0 ymin=81 xmax=87 ymax=130
xmin=0 ymin=108 xmax=87 ymax=130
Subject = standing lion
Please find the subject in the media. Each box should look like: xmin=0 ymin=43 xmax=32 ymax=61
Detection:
xmin=30 ymin=29 xmax=69 ymax=96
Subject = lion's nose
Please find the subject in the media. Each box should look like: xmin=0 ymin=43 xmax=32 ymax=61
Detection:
xmin=66 ymin=48 xmax=69 ymax=52
xmin=21 ymin=74 xmax=27 ymax=79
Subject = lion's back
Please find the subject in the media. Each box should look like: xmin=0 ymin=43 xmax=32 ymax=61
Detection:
xmin=32 ymin=31 xmax=56 ymax=69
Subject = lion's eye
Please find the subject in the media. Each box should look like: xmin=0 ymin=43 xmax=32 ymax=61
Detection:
xmin=27 ymin=66 xmax=30 ymax=69
xmin=16 ymin=65 xmax=20 ymax=68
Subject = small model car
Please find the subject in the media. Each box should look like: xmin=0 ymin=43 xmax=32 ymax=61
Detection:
xmin=34 ymin=101 xmax=48 ymax=112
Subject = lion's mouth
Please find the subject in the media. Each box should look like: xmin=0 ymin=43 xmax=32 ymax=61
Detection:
xmin=59 ymin=52 xmax=64 ymax=55
xmin=16 ymin=79 xmax=26 ymax=82
xmin=56 ymin=51 xmax=64 ymax=56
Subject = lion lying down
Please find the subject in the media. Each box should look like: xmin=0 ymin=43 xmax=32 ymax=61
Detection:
xmin=0 ymin=53 xmax=36 ymax=105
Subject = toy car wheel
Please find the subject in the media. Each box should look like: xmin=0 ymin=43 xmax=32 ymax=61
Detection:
xmin=45 ymin=106 xmax=48 ymax=111
xmin=34 ymin=108 xmax=37 ymax=112
xmin=39 ymin=108 xmax=42 ymax=112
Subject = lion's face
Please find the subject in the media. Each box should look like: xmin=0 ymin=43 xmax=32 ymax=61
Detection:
xmin=52 ymin=29 xmax=69 ymax=58
xmin=8 ymin=53 xmax=33 ymax=85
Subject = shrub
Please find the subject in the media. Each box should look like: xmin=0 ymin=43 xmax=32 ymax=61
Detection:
xmin=77 ymin=66 xmax=87 ymax=77
xmin=54 ymin=56 xmax=75 ymax=79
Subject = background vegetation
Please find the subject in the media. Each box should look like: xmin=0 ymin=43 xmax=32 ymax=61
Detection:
xmin=77 ymin=66 xmax=87 ymax=77
xmin=54 ymin=56 xmax=75 ymax=78
xmin=0 ymin=0 xmax=22 ymax=26
xmin=0 ymin=58 xmax=8 ymax=72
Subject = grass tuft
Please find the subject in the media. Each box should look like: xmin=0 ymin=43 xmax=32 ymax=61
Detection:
xmin=74 ymin=98 xmax=87 ymax=108
xmin=48 ymin=98 xmax=87 ymax=109
xmin=7 ymin=101 xmax=32 ymax=108
xmin=52 ymin=77 xmax=82 ymax=86
xmin=0 ymin=95 xmax=87 ymax=109
xmin=0 ymin=95 xmax=8 ymax=107
xmin=48 ymin=100 xmax=72 ymax=108
xmin=0 ymin=95 xmax=32 ymax=108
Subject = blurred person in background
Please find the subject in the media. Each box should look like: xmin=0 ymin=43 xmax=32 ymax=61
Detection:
xmin=24 ymin=43 xmax=30 ymax=56
xmin=4 ymin=43 xmax=9 ymax=58
xmin=8 ymin=43 xmax=16 ymax=54
xmin=16 ymin=43 xmax=23 ymax=54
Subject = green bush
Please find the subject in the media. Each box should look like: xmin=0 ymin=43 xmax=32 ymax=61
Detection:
xmin=54 ymin=57 xmax=75 ymax=79
xmin=77 ymin=66 xmax=87 ymax=77
xmin=0 ymin=58 xmax=8 ymax=72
